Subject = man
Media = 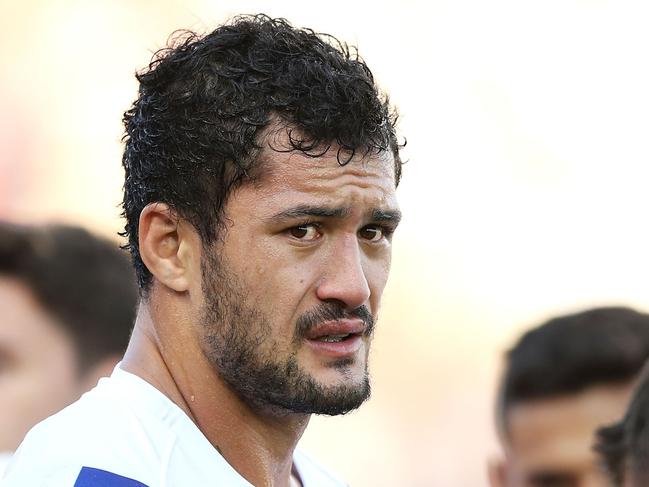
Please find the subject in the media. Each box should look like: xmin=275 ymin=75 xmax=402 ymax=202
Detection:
xmin=0 ymin=222 xmax=137 ymax=476
xmin=595 ymin=362 xmax=649 ymax=487
xmin=2 ymin=14 xmax=402 ymax=487
xmin=488 ymin=307 xmax=649 ymax=487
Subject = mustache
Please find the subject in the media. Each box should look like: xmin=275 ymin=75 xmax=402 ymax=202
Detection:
xmin=296 ymin=303 xmax=375 ymax=338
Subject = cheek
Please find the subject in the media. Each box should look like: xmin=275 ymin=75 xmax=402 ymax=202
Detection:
xmin=27 ymin=337 xmax=80 ymax=403
xmin=365 ymin=253 xmax=392 ymax=297
xmin=233 ymin=236 xmax=319 ymax=303
xmin=0 ymin=345 xmax=79 ymax=450
xmin=219 ymin=249 xmax=314 ymax=336
xmin=0 ymin=359 xmax=76 ymax=408
xmin=255 ymin=260 xmax=316 ymax=313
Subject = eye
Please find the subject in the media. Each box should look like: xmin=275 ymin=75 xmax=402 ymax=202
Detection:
xmin=358 ymin=225 xmax=386 ymax=242
xmin=528 ymin=472 xmax=577 ymax=487
xmin=289 ymin=223 xmax=321 ymax=241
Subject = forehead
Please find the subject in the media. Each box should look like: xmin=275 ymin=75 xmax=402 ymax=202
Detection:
xmin=260 ymin=143 xmax=395 ymax=180
xmin=506 ymin=383 xmax=633 ymax=470
xmin=255 ymin=123 xmax=399 ymax=183
xmin=239 ymin=144 xmax=398 ymax=210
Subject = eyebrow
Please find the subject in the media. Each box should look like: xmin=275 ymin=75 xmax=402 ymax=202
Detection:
xmin=372 ymin=209 xmax=402 ymax=225
xmin=267 ymin=205 xmax=350 ymax=222
xmin=266 ymin=205 xmax=401 ymax=225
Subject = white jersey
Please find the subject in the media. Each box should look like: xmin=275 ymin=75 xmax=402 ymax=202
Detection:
xmin=1 ymin=367 xmax=347 ymax=487
xmin=0 ymin=453 xmax=11 ymax=480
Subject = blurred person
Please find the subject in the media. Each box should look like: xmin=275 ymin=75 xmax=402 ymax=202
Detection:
xmin=2 ymin=14 xmax=403 ymax=487
xmin=594 ymin=362 xmax=649 ymax=487
xmin=0 ymin=222 xmax=137 ymax=476
xmin=488 ymin=307 xmax=649 ymax=487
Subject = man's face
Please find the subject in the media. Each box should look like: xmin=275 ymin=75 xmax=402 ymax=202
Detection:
xmin=496 ymin=383 xmax=634 ymax=487
xmin=197 ymin=144 xmax=399 ymax=416
xmin=0 ymin=276 xmax=81 ymax=451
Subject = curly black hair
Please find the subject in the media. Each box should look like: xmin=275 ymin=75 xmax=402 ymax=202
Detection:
xmin=121 ymin=14 xmax=402 ymax=293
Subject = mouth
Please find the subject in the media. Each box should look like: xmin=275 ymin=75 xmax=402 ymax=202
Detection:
xmin=303 ymin=320 xmax=367 ymax=357
xmin=315 ymin=333 xmax=357 ymax=343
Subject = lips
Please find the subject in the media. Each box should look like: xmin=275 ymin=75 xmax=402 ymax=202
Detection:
xmin=303 ymin=319 xmax=367 ymax=357
xmin=304 ymin=319 xmax=367 ymax=340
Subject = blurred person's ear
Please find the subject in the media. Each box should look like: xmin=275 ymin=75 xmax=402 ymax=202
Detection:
xmin=488 ymin=458 xmax=507 ymax=487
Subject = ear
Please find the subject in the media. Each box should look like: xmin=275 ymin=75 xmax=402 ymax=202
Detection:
xmin=138 ymin=203 xmax=197 ymax=293
xmin=487 ymin=458 xmax=508 ymax=487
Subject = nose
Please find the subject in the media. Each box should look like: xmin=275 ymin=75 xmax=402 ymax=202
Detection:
xmin=315 ymin=235 xmax=371 ymax=310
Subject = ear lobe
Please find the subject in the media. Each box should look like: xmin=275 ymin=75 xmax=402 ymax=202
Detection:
xmin=138 ymin=203 xmax=193 ymax=293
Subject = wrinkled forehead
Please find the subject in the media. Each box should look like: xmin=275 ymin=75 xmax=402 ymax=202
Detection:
xmin=223 ymin=142 xmax=399 ymax=225
xmin=255 ymin=149 xmax=397 ymax=193
xmin=250 ymin=123 xmax=399 ymax=187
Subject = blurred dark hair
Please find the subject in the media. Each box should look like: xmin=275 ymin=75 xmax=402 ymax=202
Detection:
xmin=0 ymin=222 xmax=137 ymax=370
xmin=121 ymin=14 xmax=402 ymax=294
xmin=595 ymin=362 xmax=649 ymax=487
xmin=497 ymin=307 xmax=649 ymax=438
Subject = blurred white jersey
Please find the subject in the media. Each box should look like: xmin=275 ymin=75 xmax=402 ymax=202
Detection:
xmin=0 ymin=453 xmax=11 ymax=480
xmin=1 ymin=366 xmax=347 ymax=487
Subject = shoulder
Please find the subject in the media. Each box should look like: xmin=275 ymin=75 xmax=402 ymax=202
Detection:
xmin=293 ymin=450 xmax=349 ymax=487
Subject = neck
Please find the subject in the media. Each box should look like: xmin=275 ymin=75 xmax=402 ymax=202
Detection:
xmin=121 ymin=297 xmax=309 ymax=487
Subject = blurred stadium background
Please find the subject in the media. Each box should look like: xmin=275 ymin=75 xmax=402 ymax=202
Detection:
xmin=2 ymin=1 xmax=649 ymax=485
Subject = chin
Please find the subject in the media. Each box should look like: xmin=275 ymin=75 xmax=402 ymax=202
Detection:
xmin=311 ymin=357 xmax=367 ymax=385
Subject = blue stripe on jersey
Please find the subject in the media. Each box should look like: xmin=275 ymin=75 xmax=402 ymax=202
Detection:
xmin=73 ymin=467 xmax=149 ymax=487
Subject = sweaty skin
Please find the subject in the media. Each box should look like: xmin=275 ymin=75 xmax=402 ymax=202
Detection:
xmin=122 ymin=141 xmax=400 ymax=487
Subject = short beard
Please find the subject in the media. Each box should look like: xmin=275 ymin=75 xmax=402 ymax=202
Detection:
xmin=198 ymin=249 xmax=373 ymax=417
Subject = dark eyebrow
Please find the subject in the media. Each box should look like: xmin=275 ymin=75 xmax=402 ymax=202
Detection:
xmin=372 ymin=209 xmax=402 ymax=225
xmin=266 ymin=205 xmax=402 ymax=226
xmin=266 ymin=205 xmax=350 ymax=223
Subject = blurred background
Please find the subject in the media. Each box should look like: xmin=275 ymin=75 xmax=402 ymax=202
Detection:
xmin=2 ymin=1 xmax=649 ymax=485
